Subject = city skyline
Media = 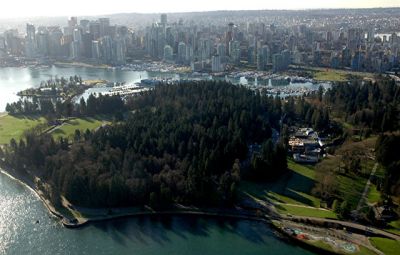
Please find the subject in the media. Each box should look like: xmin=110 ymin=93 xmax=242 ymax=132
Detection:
xmin=1 ymin=0 xmax=400 ymax=18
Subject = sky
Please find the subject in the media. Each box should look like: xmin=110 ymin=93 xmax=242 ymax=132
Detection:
xmin=1 ymin=0 xmax=399 ymax=18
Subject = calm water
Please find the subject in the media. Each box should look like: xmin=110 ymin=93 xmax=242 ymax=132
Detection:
xmin=0 ymin=66 xmax=326 ymax=111
xmin=0 ymin=66 xmax=179 ymax=111
xmin=0 ymin=171 xmax=315 ymax=255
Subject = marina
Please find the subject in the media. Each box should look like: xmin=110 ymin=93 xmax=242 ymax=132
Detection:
xmin=0 ymin=65 xmax=331 ymax=111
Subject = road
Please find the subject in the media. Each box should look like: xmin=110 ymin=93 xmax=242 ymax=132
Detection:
xmin=286 ymin=215 xmax=400 ymax=241
xmin=246 ymin=189 xmax=400 ymax=241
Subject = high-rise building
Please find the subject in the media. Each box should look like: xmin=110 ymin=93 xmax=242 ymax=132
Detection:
xmin=226 ymin=22 xmax=234 ymax=44
xmin=70 ymin=40 xmax=80 ymax=59
xmin=145 ymin=23 xmax=165 ymax=59
xmin=36 ymin=28 xmax=49 ymax=56
xmin=161 ymin=14 xmax=167 ymax=25
xmin=227 ymin=40 xmax=240 ymax=65
xmin=247 ymin=46 xmax=255 ymax=65
xmin=217 ymin=43 xmax=226 ymax=58
xmin=347 ymin=28 xmax=363 ymax=50
xmin=25 ymin=24 xmax=36 ymax=58
xmin=82 ymin=32 xmax=93 ymax=58
xmin=73 ymin=28 xmax=82 ymax=42
xmin=113 ymin=37 xmax=126 ymax=64
xmin=313 ymin=50 xmax=322 ymax=66
xmin=65 ymin=17 xmax=78 ymax=36
xmin=100 ymin=36 xmax=113 ymax=63
xmin=211 ymin=54 xmax=223 ymax=72
xmin=89 ymin=21 xmax=101 ymax=40
xmin=80 ymin=20 xmax=90 ymax=32
xmin=351 ymin=50 xmax=364 ymax=71
xmin=99 ymin=18 xmax=110 ymax=37
xmin=92 ymin=40 xmax=100 ymax=60
xmin=282 ymin=49 xmax=291 ymax=68
xmin=257 ymin=45 xmax=270 ymax=71
xmin=48 ymin=27 xmax=64 ymax=57
xmin=272 ymin=53 xmax=284 ymax=72
xmin=185 ymin=44 xmax=194 ymax=63
xmin=163 ymin=45 xmax=173 ymax=62
xmin=178 ymin=41 xmax=186 ymax=64
xmin=68 ymin=17 xmax=78 ymax=28
xmin=199 ymin=39 xmax=211 ymax=61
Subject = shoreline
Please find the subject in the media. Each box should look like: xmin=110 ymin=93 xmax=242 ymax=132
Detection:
xmin=0 ymin=165 xmax=270 ymax=229
xmin=64 ymin=209 xmax=271 ymax=229
xmin=54 ymin=61 xmax=111 ymax=69
xmin=0 ymin=165 xmax=392 ymax=255
xmin=0 ymin=168 xmax=65 ymax=222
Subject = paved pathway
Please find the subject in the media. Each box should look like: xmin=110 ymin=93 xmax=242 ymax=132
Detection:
xmin=288 ymin=215 xmax=400 ymax=241
xmin=45 ymin=122 xmax=67 ymax=134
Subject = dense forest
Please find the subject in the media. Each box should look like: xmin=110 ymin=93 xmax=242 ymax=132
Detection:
xmin=5 ymin=93 xmax=125 ymax=117
xmin=325 ymin=79 xmax=400 ymax=132
xmin=2 ymin=81 xmax=288 ymax=208
xmin=376 ymin=134 xmax=400 ymax=197
xmin=3 ymin=77 xmax=399 ymax=213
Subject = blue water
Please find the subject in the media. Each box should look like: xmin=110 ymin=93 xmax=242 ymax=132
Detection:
xmin=0 ymin=171 xmax=315 ymax=255
xmin=0 ymin=66 xmax=326 ymax=111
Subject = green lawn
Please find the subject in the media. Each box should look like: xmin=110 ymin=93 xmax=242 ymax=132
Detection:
xmin=0 ymin=114 xmax=46 ymax=144
xmin=314 ymin=70 xmax=349 ymax=82
xmin=287 ymin=160 xmax=316 ymax=180
xmin=335 ymin=161 xmax=376 ymax=210
xmin=370 ymin=237 xmax=400 ymax=255
xmin=51 ymin=117 xmax=110 ymax=140
xmin=239 ymin=159 xmax=337 ymax=219
xmin=314 ymin=136 xmax=381 ymax=211
xmin=298 ymin=66 xmax=374 ymax=82
xmin=367 ymin=184 xmax=381 ymax=204
xmin=240 ymin=160 xmax=319 ymax=206
xmin=386 ymin=220 xmax=400 ymax=236
xmin=336 ymin=173 xmax=368 ymax=210
xmin=276 ymin=204 xmax=338 ymax=219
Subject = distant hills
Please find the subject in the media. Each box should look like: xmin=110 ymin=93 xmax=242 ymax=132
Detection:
xmin=0 ymin=7 xmax=399 ymax=32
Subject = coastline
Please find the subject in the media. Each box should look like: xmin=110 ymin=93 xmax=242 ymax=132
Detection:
xmin=0 ymin=164 xmax=270 ymax=229
xmin=0 ymin=167 xmax=65 ymax=220
xmin=0 ymin=164 xmax=392 ymax=255
xmin=54 ymin=61 xmax=111 ymax=69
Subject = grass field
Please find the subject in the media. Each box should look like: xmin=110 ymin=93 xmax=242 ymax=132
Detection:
xmin=367 ymin=184 xmax=381 ymax=204
xmin=297 ymin=66 xmax=374 ymax=82
xmin=0 ymin=114 xmax=46 ymax=144
xmin=386 ymin=220 xmax=400 ymax=236
xmin=314 ymin=137 xmax=380 ymax=211
xmin=335 ymin=173 xmax=368 ymax=210
xmin=370 ymin=237 xmax=400 ymax=255
xmin=313 ymin=70 xmax=349 ymax=82
xmin=51 ymin=117 xmax=110 ymax=140
xmin=239 ymin=159 xmax=338 ymax=218
xmin=276 ymin=204 xmax=338 ymax=219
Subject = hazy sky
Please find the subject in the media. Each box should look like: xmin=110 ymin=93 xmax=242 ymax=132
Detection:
xmin=1 ymin=0 xmax=399 ymax=18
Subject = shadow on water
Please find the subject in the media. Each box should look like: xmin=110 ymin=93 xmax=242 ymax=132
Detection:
xmin=86 ymin=214 xmax=271 ymax=248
